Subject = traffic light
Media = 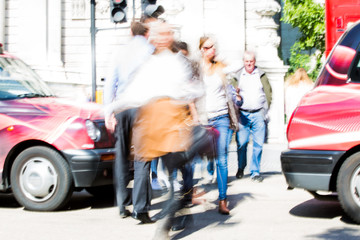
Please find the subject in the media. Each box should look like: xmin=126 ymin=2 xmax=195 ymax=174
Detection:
xmin=110 ymin=0 xmax=127 ymax=24
xmin=141 ymin=0 xmax=164 ymax=19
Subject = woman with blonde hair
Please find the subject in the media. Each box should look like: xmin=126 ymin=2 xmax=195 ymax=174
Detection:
xmin=198 ymin=36 xmax=242 ymax=215
xmin=284 ymin=68 xmax=314 ymax=123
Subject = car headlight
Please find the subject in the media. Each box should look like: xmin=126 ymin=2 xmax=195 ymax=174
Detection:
xmin=85 ymin=120 xmax=101 ymax=142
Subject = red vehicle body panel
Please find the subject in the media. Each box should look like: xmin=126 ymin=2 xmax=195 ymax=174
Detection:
xmin=0 ymin=97 xmax=108 ymax=170
xmin=287 ymin=84 xmax=360 ymax=150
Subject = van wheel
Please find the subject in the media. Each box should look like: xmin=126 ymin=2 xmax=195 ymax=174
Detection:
xmin=337 ymin=152 xmax=360 ymax=223
xmin=10 ymin=146 xmax=73 ymax=211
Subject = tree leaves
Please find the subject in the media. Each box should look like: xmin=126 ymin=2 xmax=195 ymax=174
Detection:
xmin=281 ymin=0 xmax=325 ymax=78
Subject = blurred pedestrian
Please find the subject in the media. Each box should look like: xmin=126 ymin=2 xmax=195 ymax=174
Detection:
xmin=198 ymin=36 xmax=242 ymax=215
xmin=103 ymin=21 xmax=155 ymax=224
xmin=149 ymin=41 xmax=195 ymax=194
xmin=111 ymin=21 xmax=204 ymax=239
xmin=284 ymin=68 xmax=313 ymax=124
xmin=234 ymin=51 xmax=272 ymax=182
xmin=150 ymin=40 xmax=204 ymax=200
xmin=174 ymin=40 xmax=208 ymax=206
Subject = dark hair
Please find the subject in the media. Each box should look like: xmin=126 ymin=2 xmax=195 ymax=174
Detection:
xmin=171 ymin=41 xmax=189 ymax=53
xmin=177 ymin=41 xmax=188 ymax=52
xmin=140 ymin=15 xmax=154 ymax=23
xmin=130 ymin=21 xmax=149 ymax=37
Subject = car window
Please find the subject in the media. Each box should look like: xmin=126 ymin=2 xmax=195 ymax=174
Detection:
xmin=315 ymin=45 xmax=356 ymax=86
xmin=0 ymin=56 xmax=54 ymax=100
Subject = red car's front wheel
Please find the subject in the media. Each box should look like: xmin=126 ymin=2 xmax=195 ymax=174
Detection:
xmin=10 ymin=146 xmax=73 ymax=211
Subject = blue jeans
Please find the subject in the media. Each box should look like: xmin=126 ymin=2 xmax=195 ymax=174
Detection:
xmin=207 ymin=158 xmax=215 ymax=176
xmin=208 ymin=114 xmax=234 ymax=200
xmin=236 ymin=110 xmax=266 ymax=177
xmin=151 ymin=158 xmax=177 ymax=180
xmin=151 ymin=158 xmax=159 ymax=178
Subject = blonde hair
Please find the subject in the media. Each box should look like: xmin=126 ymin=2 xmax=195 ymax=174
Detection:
xmin=286 ymin=68 xmax=313 ymax=86
xmin=199 ymin=36 xmax=210 ymax=50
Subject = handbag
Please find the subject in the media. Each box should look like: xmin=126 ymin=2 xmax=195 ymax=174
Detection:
xmin=160 ymin=125 xmax=219 ymax=173
xmin=222 ymin=76 xmax=239 ymax=131
xmin=227 ymin=100 xmax=239 ymax=131
xmin=187 ymin=125 xmax=219 ymax=159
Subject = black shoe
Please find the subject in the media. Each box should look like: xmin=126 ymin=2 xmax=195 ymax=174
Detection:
xmin=171 ymin=215 xmax=191 ymax=231
xmin=251 ymin=175 xmax=263 ymax=182
xmin=150 ymin=210 xmax=167 ymax=222
xmin=132 ymin=212 xmax=156 ymax=224
xmin=119 ymin=207 xmax=131 ymax=218
xmin=236 ymin=169 xmax=244 ymax=179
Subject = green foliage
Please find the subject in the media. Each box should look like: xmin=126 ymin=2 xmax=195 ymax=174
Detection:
xmin=281 ymin=0 xmax=325 ymax=79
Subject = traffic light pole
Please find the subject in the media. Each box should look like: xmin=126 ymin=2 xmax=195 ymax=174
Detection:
xmin=90 ymin=0 xmax=96 ymax=102
xmin=90 ymin=0 xmax=130 ymax=102
xmin=90 ymin=0 xmax=156 ymax=102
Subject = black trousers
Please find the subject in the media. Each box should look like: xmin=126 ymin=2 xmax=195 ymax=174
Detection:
xmin=114 ymin=108 xmax=151 ymax=214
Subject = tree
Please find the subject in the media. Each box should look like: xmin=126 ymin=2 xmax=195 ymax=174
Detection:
xmin=281 ymin=0 xmax=325 ymax=79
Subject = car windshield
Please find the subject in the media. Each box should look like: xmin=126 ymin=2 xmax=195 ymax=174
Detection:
xmin=0 ymin=56 xmax=54 ymax=100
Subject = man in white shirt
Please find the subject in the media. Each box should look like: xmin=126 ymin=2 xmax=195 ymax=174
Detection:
xmin=103 ymin=21 xmax=155 ymax=223
xmin=234 ymin=51 xmax=272 ymax=182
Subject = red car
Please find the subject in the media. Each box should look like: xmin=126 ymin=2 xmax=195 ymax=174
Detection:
xmin=0 ymin=44 xmax=115 ymax=211
xmin=281 ymin=21 xmax=360 ymax=223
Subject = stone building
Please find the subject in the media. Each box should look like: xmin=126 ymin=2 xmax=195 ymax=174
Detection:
xmin=0 ymin=0 xmax=288 ymax=142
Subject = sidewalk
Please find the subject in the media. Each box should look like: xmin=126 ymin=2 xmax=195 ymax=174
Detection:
xmin=191 ymin=141 xmax=288 ymax=181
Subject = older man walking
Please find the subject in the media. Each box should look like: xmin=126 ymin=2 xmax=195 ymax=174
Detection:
xmin=234 ymin=51 xmax=272 ymax=182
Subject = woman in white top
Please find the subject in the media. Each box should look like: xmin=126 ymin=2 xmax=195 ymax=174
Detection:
xmin=198 ymin=36 xmax=241 ymax=215
xmin=284 ymin=68 xmax=314 ymax=124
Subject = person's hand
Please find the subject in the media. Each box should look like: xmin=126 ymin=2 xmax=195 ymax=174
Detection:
xmin=105 ymin=113 xmax=116 ymax=133
xmin=236 ymin=87 xmax=241 ymax=102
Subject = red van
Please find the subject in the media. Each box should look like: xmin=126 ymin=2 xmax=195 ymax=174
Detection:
xmin=0 ymin=45 xmax=115 ymax=211
xmin=281 ymin=21 xmax=360 ymax=223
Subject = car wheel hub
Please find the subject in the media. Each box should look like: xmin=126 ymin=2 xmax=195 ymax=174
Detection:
xmin=19 ymin=157 xmax=57 ymax=202
xmin=350 ymin=165 xmax=360 ymax=207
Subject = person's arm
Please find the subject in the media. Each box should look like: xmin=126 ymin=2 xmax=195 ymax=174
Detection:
xmin=228 ymin=84 xmax=243 ymax=107
xmin=103 ymin=62 xmax=118 ymax=133
xmin=105 ymin=113 xmax=116 ymax=133
xmin=260 ymin=73 xmax=272 ymax=108
xmin=189 ymin=102 xmax=200 ymax=124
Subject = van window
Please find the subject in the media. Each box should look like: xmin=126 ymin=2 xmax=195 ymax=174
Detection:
xmin=315 ymin=45 xmax=356 ymax=86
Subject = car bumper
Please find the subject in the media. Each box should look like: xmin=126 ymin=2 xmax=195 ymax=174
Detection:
xmin=62 ymin=148 xmax=115 ymax=187
xmin=280 ymin=149 xmax=345 ymax=191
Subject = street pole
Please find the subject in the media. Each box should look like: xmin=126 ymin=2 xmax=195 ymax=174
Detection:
xmin=90 ymin=0 xmax=96 ymax=102
xmin=90 ymin=0 xmax=136 ymax=102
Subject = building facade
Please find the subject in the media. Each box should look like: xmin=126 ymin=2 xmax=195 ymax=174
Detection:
xmin=0 ymin=0 xmax=288 ymax=142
